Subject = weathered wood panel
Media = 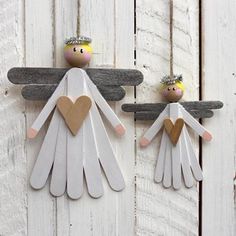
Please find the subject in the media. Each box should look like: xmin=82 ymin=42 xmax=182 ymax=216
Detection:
xmin=25 ymin=0 xmax=56 ymax=235
xmin=53 ymin=1 xmax=79 ymax=235
xmin=201 ymin=0 xmax=236 ymax=235
xmin=135 ymin=0 xmax=200 ymax=235
xmin=0 ymin=0 xmax=26 ymax=235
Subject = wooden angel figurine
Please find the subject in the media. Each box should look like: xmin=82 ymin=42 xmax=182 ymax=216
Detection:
xmin=27 ymin=36 xmax=126 ymax=199
xmin=123 ymin=75 xmax=223 ymax=190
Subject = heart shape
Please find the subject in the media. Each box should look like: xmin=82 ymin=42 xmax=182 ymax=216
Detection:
xmin=164 ymin=118 xmax=184 ymax=145
xmin=57 ymin=96 xmax=92 ymax=136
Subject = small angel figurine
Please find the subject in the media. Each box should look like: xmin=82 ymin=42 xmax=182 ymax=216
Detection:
xmin=28 ymin=36 xmax=126 ymax=199
xmin=139 ymin=75 xmax=212 ymax=189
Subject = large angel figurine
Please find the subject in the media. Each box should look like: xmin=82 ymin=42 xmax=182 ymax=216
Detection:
xmin=122 ymin=75 xmax=223 ymax=189
xmin=26 ymin=36 xmax=126 ymax=199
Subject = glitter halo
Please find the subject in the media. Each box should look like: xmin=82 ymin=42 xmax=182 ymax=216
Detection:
xmin=65 ymin=36 xmax=92 ymax=45
xmin=160 ymin=74 xmax=183 ymax=85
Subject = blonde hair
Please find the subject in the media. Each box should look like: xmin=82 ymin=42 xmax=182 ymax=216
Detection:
xmin=160 ymin=80 xmax=185 ymax=91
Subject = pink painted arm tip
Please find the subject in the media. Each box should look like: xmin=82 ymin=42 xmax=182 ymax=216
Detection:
xmin=27 ymin=128 xmax=38 ymax=139
xmin=202 ymin=131 xmax=212 ymax=141
xmin=140 ymin=137 xmax=150 ymax=147
xmin=115 ymin=124 xmax=126 ymax=136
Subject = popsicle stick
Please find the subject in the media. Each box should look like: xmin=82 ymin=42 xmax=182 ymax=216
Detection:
xmin=66 ymin=67 xmax=85 ymax=199
xmin=30 ymin=109 xmax=61 ymax=189
xmin=163 ymin=140 xmax=172 ymax=188
xmin=172 ymin=140 xmax=182 ymax=190
xmin=180 ymin=105 xmax=210 ymax=137
xmin=142 ymin=105 xmax=169 ymax=142
xmin=83 ymin=77 xmax=125 ymax=191
xmin=169 ymin=103 xmax=182 ymax=190
xmin=84 ymin=70 xmax=122 ymax=128
xmin=180 ymin=130 xmax=194 ymax=188
xmin=22 ymin=84 xmax=126 ymax=101
xmin=134 ymin=110 xmax=214 ymax=120
xmin=183 ymin=127 xmax=203 ymax=181
xmin=8 ymin=67 xmax=143 ymax=86
xmin=50 ymin=118 xmax=67 ymax=197
xmin=67 ymin=127 xmax=84 ymax=200
xmin=83 ymin=111 xmax=104 ymax=198
xmin=154 ymin=131 xmax=168 ymax=183
xmin=30 ymin=75 xmax=67 ymax=132
xmin=91 ymin=102 xmax=125 ymax=191
xmin=122 ymin=101 xmax=223 ymax=113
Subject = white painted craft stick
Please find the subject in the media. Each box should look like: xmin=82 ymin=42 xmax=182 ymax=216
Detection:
xmin=142 ymin=105 xmax=169 ymax=142
xmin=180 ymin=104 xmax=210 ymax=137
xmin=50 ymin=118 xmax=67 ymax=197
xmin=83 ymin=70 xmax=123 ymax=129
xmin=172 ymin=139 xmax=182 ymax=190
xmin=31 ymin=74 xmax=67 ymax=132
xmin=163 ymin=139 xmax=172 ymax=188
xmin=84 ymin=80 xmax=125 ymax=191
xmin=66 ymin=70 xmax=84 ymax=199
xmin=170 ymin=103 xmax=182 ymax=190
xmin=180 ymin=130 xmax=194 ymax=188
xmin=83 ymin=111 xmax=104 ymax=198
xmin=154 ymin=131 xmax=168 ymax=183
xmin=30 ymin=109 xmax=61 ymax=189
xmin=183 ymin=127 xmax=203 ymax=181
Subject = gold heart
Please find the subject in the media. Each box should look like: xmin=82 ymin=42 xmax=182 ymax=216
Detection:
xmin=164 ymin=118 xmax=184 ymax=145
xmin=57 ymin=96 xmax=92 ymax=136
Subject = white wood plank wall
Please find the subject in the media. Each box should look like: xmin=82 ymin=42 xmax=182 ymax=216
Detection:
xmin=0 ymin=0 xmax=235 ymax=235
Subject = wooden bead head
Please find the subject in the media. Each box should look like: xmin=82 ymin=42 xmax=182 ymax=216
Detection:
xmin=64 ymin=36 xmax=92 ymax=68
xmin=160 ymin=75 xmax=185 ymax=102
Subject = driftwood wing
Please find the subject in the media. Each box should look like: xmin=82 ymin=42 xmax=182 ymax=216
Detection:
xmin=8 ymin=67 xmax=143 ymax=101
xmin=122 ymin=101 xmax=223 ymax=120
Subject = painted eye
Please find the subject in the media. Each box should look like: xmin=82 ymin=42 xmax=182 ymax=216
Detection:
xmin=167 ymin=87 xmax=171 ymax=91
xmin=73 ymin=47 xmax=77 ymax=52
xmin=173 ymin=87 xmax=176 ymax=91
xmin=80 ymin=48 xmax=84 ymax=53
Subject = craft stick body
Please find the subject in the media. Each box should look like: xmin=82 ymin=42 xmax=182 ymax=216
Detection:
xmin=141 ymin=102 xmax=211 ymax=189
xmin=29 ymin=67 xmax=125 ymax=199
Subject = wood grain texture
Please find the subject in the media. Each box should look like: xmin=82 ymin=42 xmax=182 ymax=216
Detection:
xmin=53 ymin=0 xmax=79 ymax=235
xmin=122 ymin=101 xmax=223 ymax=119
xmin=122 ymin=101 xmax=223 ymax=112
xmin=21 ymin=84 xmax=126 ymax=101
xmin=135 ymin=0 xmax=200 ymax=235
xmin=0 ymin=1 xmax=26 ymax=235
xmin=25 ymin=0 xmax=56 ymax=235
xmin=134 ymin=109 xmax=214 ymax=120
xmin=8 ymin=67 xmax=143 ymax=86
xmin=202 ymin=0 xmax=236 ymax=235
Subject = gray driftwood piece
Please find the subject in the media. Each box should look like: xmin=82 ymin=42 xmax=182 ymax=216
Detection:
xmin=122 ymin=101 xmax=223 ymax=120
xmin=22 ymin=85 xmax=125 ymax=101
xmin=8 ymin=67 xmax=143 ymax=101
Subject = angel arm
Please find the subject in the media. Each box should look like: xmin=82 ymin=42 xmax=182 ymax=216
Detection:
xmin=28 ymin=75 xmax=67 ymax=138
xmin=140 ymin=105 xmax=169 ymax=147
xmin=84 ymin=71 xmax=125 ymax=136
xmin=180 ymin=105 xmax=212 ymax=141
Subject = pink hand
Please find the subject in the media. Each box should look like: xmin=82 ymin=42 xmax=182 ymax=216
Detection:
xmin=202 ymin=131 xmax=212 ymax=141
xmin=115 ymin=124 xmax=126 ymax=136
xmin=140 ymin=137 xmax=150 ymax=147
xmin=27 ymin=128 xmax=38 ymax=139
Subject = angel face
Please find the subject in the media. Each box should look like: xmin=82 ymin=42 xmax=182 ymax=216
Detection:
xmin=64 ymin=44 xmax=92 ymax=68
xmin=161 ymin=84 xmax=184 ymax=102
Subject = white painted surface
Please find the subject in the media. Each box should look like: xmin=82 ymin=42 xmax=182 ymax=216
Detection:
xmin=0 ymin=0 xmax=235 ymax=236
xmin=201 ymin=0 xmax=236 ymax=235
